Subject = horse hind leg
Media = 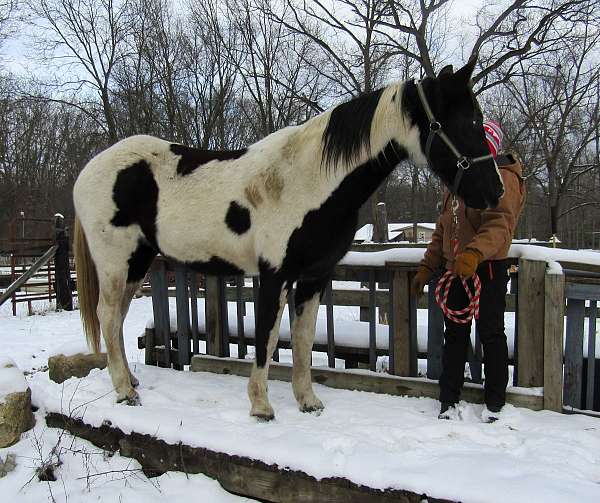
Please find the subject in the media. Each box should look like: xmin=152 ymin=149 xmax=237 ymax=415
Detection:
xmin=248 ymin=273 xmax=286 ymax=420
xmin=292 ymin=278 xmax=326 ymax=413
xmin=118 ymin=280 xmax=145 ymax=388
xmin=98 ymin=272 xmax=139 ymax=405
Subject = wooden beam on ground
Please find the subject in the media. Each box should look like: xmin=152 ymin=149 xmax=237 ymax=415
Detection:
xmin=46 ymin=413 xmax=454 ymax=503
xmin=190 ymin=355 xmax=544 ymax=410
xmin=543 ymin=273 xmax=565 ymax=412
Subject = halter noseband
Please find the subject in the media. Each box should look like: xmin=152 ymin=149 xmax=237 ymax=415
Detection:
xmin=416 ymin=80 xmax=494 ymax=195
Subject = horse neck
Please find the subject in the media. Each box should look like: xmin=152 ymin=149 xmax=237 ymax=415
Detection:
xmin=331 ymin=85 xmax=411 ymax=212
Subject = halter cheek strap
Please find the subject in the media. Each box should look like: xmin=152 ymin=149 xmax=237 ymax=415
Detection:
xmin=416 ymin=80 xmax=494 ymax=194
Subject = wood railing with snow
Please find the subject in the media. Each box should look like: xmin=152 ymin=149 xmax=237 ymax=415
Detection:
xmin=141 ymin=252 xmax=600 ymax=414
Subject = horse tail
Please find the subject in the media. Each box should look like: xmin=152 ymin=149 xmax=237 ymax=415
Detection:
xmin=74 ymin=215 xmax=101 ymax=353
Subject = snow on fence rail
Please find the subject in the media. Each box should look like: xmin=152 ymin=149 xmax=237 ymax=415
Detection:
xmin=141 ymin=246 xmax=600 ymax=414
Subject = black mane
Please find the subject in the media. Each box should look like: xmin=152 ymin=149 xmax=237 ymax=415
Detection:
xmin=321 ymin=88 xmax=384 ymax=171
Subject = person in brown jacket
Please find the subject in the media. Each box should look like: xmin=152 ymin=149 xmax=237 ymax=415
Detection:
xmin=411 ymin=120 xmax=526 ymax=420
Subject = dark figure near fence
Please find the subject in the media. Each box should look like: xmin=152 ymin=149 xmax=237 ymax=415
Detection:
xmin=53 ymin=213 xmax=73 ymax=311
xmin=412 ymin=121 xmax=526 ymax=421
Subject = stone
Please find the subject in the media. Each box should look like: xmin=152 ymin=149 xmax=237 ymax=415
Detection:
xmin=0 ymin=453 xmax=17 ymax=477
xmin=0 ymin=358 xmax=35 ymax=448
xmin=48 ymin=353 xmax=108 ymax=384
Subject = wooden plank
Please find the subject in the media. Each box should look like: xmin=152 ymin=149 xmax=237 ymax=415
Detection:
xmin=565 ymin=283 xmax=600 ymax=301
xmin=564 ymin=298 xmax=585 ymax=408
xmin=219 ymin=277 xmax=230 ymax=358
xmin=586 ymin=302 xmax=596 ymax=411
xmin=46 ymin=413 xmax=452 ymax=503
xmin=150 ymin=260 xmax=171 ymax=367
xmin=0 ymin=244 xmax=58 ymax=307
xmin=390 ymin=270 xmax=413 ymax=376
xmin=325 ymin=280 xmax=335 ymax=368
xmin=138 ymin=285 xmax=518 ymax=312
xmin=236 ymin=276 xmax=247 ymax=360
xmin=388 ymin=276 xmax=396 ymax=374
xmin=189 ymin=273 xmax=200 ymax=355
xmin=408 ymin=272 xmax=418 ymax=377
xmin=517 ymin=259 xmax=546 ymax=387
xmin=368 ymin=270 xmax=376 ymax=371
xmin=426 ymin=278 xmax=444 ymax=380
xmin=174 ymin=264 xmax=191 ymax=367
xmin=205 ymin=275 xmax=224 ymax=357
xmin=190 ymin=355 xmax=544 ymax=411
xmin=544 ymin=273 xmax=565 ymax=412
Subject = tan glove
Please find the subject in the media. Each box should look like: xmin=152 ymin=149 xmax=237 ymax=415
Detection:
xmin=453 ymin=249 xmax=483 ymax=278
xmin=411 ymin=265 xmax=434 ymax=296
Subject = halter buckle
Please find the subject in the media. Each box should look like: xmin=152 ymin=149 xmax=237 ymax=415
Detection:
xmin=430 ymin=121 xmax=441 ymax=132
xmin=457 ymin=157 xmax=470 ymax=170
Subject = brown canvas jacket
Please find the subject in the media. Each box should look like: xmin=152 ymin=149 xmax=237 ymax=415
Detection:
xmin=422 ymin=153 xmax=526 ymax=272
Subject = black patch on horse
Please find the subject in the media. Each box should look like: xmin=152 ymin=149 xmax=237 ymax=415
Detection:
xmin=111 ymin=160 xmax=159 ymax=248
xmin=282 ymin=140 xmax=408 ymax=281
xmin=184 ymin=256 xmax=244 ymax=276
xmin=322 ymin=88 xmax=384 ymax=170
xmin=255 ymin=258 xmax=285 ymax=368
xmin=127 ymin=240 xmax=156 ymax=283
xmin=170 ymin=144 xmax=247 ymax=176
xmin=294 ymin=278 xmax=328 ymax=317
xmin=225 ymin=201 xmax=251 ymax=234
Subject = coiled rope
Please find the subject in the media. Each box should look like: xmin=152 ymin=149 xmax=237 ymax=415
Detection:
xmin=434 ymin=197 xmax=481 ymax=324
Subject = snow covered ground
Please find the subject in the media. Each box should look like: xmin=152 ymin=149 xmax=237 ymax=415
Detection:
xmin=1 ymin=298 xmax=600 ymax=502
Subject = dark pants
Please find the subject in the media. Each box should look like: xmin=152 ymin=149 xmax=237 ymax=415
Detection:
xmin=439 ymin=260 xmax=510 ymax=409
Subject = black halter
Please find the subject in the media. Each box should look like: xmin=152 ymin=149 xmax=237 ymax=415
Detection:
xmin=416 ymin=80 xmax=494 ymax=195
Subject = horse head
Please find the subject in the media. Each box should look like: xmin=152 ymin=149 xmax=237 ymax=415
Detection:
xmin=406 ymin=58 xmax=504 ymax=209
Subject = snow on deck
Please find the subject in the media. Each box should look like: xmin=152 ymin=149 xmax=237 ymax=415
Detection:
xmin=2 ymin=295 xmax=600 ymax=503
xmin=340 ymin=244 xmax=600 ymax=272
xmin=30 ymin=363 xmax=600 ymax=503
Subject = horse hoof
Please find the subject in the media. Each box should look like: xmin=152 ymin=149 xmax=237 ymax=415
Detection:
xmin=250 ymin=403 xmax=275 ymax=421
xmin=299 ymin=396 xmax=324 ymax=414
xmin=130 ymin=375 xmax=139 ymax=388
xmin=117 ymin=391 xmax=140 ymax=406
xmin=252 ymin=412 xmax=275 ymax=422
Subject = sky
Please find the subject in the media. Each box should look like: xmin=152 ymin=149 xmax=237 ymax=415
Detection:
xmin=0 ymin=0 xmax=488 ymax=78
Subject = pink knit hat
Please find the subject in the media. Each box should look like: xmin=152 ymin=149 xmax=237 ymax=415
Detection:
xmin=483 ymin=120 xmax=503 ymax=158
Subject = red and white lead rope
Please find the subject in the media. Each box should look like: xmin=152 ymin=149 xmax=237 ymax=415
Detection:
xmin=434 ymin=198 xmax=482 ymax=324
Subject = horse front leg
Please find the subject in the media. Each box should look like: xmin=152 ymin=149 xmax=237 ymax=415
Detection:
xmin=292 ymin=277 xmax=327 ymax=413
xmin=248 ymin=272 xmax=286 ymax=421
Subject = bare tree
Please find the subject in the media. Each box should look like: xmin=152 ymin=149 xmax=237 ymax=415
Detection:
xmin=503 ymin=4 xmax=600 ymax=241
xmin=379 ymin=0 xmax=588 ymax=91
xmin=26 ymin=0 xmax=132 ymax=142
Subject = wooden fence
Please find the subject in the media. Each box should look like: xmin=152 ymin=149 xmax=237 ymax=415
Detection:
xmin=140 ymin=255 xmax=600 ymax=413
xmin=1 ymin=215 xmax=76 ymax=314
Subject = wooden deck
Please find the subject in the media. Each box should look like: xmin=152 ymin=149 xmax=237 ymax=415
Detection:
xmin=47 ymin=412 xmax=455 ymax=503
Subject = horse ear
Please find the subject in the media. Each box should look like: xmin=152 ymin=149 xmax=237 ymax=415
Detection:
xmin=455 ymin=55 xmax=477 ymax=83
xmin=438 ymin=65 xmax=454 ymax=77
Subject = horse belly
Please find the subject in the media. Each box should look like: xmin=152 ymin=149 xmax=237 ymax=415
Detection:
xmin=156 ymin=221 xmax=258 ymax=275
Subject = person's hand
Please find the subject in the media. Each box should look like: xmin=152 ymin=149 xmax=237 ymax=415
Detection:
xmin=411 ymin=266 xmax=433 ymax=296
xmin=453 ymin=249 xmax=482 ymax=278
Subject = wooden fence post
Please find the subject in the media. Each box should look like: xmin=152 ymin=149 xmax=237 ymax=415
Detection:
xmin=517 ymin=259 xmax=546 ymax=387
xmin=544 ymin=272 xmax=565 ymax=412
xmin=389 ymin=266 xmax=417 ymax=376
xmin=564 ymin=297 xmax=585 ymax=408
xmin=150 ymin=260 xmax=170 ymax=367
xmin=426 ymin=277 xmax=444 ymax=380
xmin=174 ymin=264 xmax=191 ymax=368
xmin=205 ymin=275 xmax=225 ymax=357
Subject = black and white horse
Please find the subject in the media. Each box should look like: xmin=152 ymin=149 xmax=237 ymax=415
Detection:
xmin=73 ymin=59 xmax=503 ymax=419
